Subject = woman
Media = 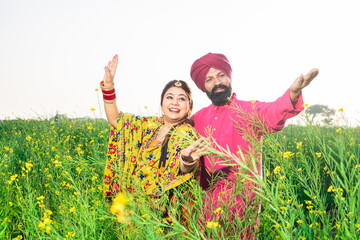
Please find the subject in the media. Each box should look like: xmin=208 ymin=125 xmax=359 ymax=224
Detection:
xmin=101 ymin=54 xmax=205 ymax=220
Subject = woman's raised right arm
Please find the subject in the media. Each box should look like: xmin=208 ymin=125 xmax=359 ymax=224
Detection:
xmin=102 ymin=54 xmax=120 ymax=128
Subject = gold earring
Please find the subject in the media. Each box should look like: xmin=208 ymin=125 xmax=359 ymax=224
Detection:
xmin=160 ymin=107 xmax=164 ymax=117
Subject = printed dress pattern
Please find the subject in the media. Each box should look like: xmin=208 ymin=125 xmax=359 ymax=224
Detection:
xmin=104 ymin=112 xmax=199 ymax=201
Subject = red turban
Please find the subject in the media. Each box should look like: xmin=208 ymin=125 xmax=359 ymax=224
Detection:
xmin=190 ymin=53 xmax=232 ymax=92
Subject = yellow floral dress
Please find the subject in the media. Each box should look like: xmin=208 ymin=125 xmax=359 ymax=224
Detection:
xmin=104 ymin=112 xmax=199 ymax=203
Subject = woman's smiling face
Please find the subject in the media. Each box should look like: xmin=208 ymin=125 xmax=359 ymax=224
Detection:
xmin=161 ymin=86 xmax=190 ymax=126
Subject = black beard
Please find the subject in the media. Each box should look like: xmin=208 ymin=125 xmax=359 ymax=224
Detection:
xmin=206 ymin=84 xmax=232 ymax=106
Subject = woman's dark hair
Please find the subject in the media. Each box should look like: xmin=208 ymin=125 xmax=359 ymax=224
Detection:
xmin=160 ymin=80 xmax=193 ymax=117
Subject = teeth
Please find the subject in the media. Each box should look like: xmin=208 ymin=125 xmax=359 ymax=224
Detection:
xmin=169 ymin=109 xmax=180 ymax=112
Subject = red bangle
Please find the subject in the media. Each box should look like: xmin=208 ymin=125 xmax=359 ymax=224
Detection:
xmin=102 ymin=88 xmax=115 ymax=95
xmin=103 ymin=93 xmax=116 ymax=101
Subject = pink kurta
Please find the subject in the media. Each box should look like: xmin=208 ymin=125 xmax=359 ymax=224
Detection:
xmin=193 ymin=88 xmax=304 ymax=235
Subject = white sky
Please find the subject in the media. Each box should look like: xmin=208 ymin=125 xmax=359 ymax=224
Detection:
xmin=1 ymin=0 xmax=359 ymax=125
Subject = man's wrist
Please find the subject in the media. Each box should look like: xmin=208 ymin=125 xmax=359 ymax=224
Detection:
xmin=290 ymin=89 xmax=300 ymax=102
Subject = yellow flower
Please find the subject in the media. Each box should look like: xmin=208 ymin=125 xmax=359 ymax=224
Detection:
xmin=53 ymin=160 xmax=61 ymax=167
xmin=214 ymin=207 xmax=224 ymax=214
xmin=90 ymin=107 xmax=96 ymax=112
xmin=26 ymin=136 xmax=32 ymax=141
xmin=336 ymin=128 xmax=341 ymax=133
xmin=153 ymin=225 xmax=164 ymax=233
xmin=327 ymin=185 xmax=334 ymax=192
xmin=38 ymin=221 xmax=45 ymax=229
xmin=44 ymin=210 xmax=52 ymax=217
xmin=113 ymin=192 xmax=129 ymax=206
xmin=36 ymin=196 xmax=45 ymax=202
xmin=7 ymin=174 xmax=18 ymax=184
xmin=42 ymin=217 xmax=52 ymax=225
xmin=279 ymin=176 xmax=285 ymax=180
xmin=338 ymin=108 xmax=343 ymax=112
xmin=302 ymin=103 xmax=309 ymax=108
xmin=297 ymin=220 xmax=303 ymax=224
xmin=12 ymin=235 xmax=23 ymax=240
xmin=297 ymin=168 xmax=302 ymax=172
xmin=283 ymin=151 xmax=294 ymax=159
xmin=110 ymin=193 xmax=130 ymax=223
xmin=315 ymin=152 xmax=322 ymax=158
xmin=296 ymin=142 xmax=302 ymax=149
xmin=251 ymin=100 xmax=256 ymax=104
xmin=95 ymin=88 xmax=99 ymax=92
xmin=110 ymin=203 xmax=128 ymax=223
xmin=273 ymin=166 xmax=281 ymax=174
xmin=25 ymin=162 xmax=33 ymax=171
xmin=69 ymin=207 xmax=76 ymax=213
xmin=266 ymin=171 xmax=270 ymax=177
xmin=337 ymin=188 xmax=344 ymax=196
xmin=206 ymin=221 xmax=220 ymax=229
xmin=66 ymin=232 xmax=76 ymax=238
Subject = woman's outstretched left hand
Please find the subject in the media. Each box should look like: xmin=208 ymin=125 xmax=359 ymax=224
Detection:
xmin=181 ymin=138 xmax=207 ymax=164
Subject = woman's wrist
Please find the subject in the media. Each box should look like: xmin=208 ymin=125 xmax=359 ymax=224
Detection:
xmin=103 ymin=81 xmax=114 ymax=88
xmin=100 ymin=80 xmax=116 ymax=103
xmin=180 ymin=155 xmax=197 ymax=173
xmin=101 ymin=80 xmax=114 ymax=89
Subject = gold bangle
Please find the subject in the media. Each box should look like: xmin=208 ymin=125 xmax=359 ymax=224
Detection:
xmin=100 ymin=81 xmax=115 ymax=90
xmin=103 ymin=98 xmax=116 ymax=104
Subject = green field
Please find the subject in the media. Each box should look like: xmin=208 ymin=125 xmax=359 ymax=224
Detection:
xmin=1 ymin=117 xmax=359 ymax=239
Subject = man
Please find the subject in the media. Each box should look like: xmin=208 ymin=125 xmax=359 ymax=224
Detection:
xmin=184 ymin=52 xmax=318 ymax=236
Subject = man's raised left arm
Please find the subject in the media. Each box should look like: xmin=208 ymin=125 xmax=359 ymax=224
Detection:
xmin=252 ymin=68 xmax=319 ymax=132
xmin=289 ymin=68 xmax=319 ymax=103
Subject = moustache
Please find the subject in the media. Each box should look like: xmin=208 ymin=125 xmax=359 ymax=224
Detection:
xmin=211 ymin=84 xmax=229 ymax=94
